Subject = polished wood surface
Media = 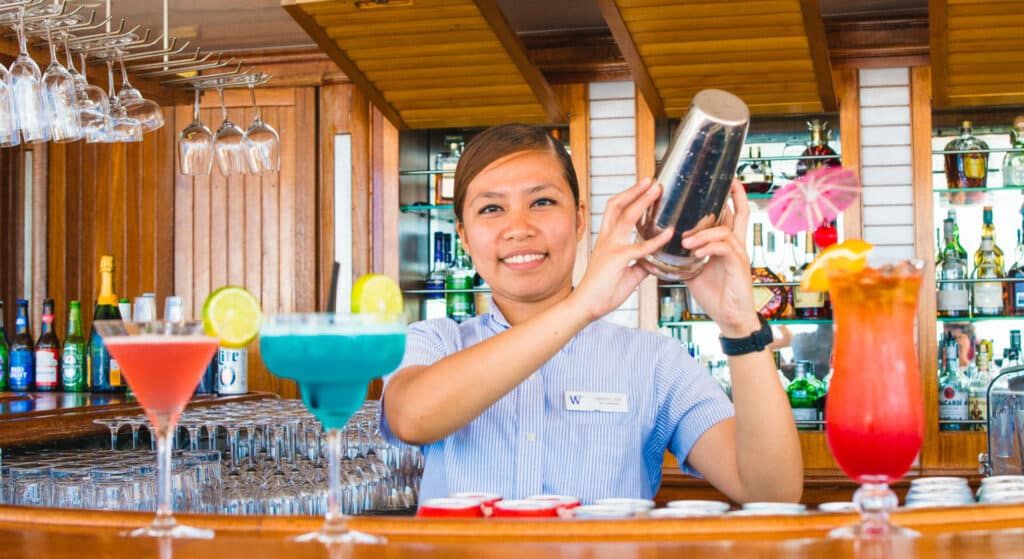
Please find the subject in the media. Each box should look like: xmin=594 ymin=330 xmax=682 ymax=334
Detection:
xmin=2 ymin=502 xmax=1024 ymax=558
xmin=283 ymin=0 xmax=564 ymax=129
xmin=837 ymin=68 xmax=863 ymax=243
xmin=603 ymin=0 xmax=835 ymax=116
xmin=597 ymin=0 xmax=665 ymax=119
xmin=0 ymin=392 xmax=275 ymax=448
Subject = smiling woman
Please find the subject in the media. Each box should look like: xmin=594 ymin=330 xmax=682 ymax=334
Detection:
xmin=380 ymin=123 xmax=803 ymax=507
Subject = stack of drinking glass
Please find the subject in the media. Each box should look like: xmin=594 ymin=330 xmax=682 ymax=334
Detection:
xmin=0 ymin=399 xmax=423 ymax=516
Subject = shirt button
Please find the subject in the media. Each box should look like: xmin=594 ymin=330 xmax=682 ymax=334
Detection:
xmin=526 ymin=433 xmax=536 ymax=442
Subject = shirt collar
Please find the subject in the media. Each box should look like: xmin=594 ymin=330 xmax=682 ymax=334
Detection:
xmin=486 ymin=296 xmax=586 ymax=352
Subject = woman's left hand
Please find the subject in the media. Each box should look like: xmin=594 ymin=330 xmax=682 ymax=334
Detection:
xmin=682 ymin=180 xmax=762 ymax=338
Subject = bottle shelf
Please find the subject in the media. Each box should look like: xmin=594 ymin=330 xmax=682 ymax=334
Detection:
xmin=400 ymin=203 xmax=454 ymax=214
xmin=936 ymin=315 xmax=1024 ymax=323
xmin=932 ymin=185 xmax=1024 ymax=194
xmin=737 ymin=154 xmax=842 ymax=163
xmin=400 ymin=170 xmax=454 ymax=177
xmin=661 ymin=281 xmax=803 ymax=289
xmin=933 ymin=148 xmax=1021 ymax=155
xmin=660 ymin=319 xmax=832 ymax=327
xmin=937 ymin=277 xmax=1023 ymax=285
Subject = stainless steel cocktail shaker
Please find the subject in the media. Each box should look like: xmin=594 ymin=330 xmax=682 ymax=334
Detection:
xmin=637 ymin=89 xmax=750 ymax=281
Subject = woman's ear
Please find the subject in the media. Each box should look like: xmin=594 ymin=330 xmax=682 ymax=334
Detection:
xmin=456 ymin=220 xmax=471 ymax=257
xmin=575 ymin=202 xmax=587 ymax=242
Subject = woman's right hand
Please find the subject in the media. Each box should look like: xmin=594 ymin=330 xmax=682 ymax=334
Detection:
xmin=570 ymin=177 xmax=674 ymax=321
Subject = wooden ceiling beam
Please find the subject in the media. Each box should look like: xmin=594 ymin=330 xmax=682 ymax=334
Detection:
xmin=596 ymin=0 xmax=665 ymax=119
xmin=799 ymin=0 xmax=837 ymax=112
xmin=282 ymin=0 xmax=408 ymax=130
xmin=473 ymin=0 xmax=565 ymax=124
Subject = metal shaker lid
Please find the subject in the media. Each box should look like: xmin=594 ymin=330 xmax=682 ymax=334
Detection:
xmin=691 ymin=89 xmax=749 ymax=127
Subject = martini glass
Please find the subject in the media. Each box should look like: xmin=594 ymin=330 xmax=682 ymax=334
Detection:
xmin=93 ymin=320 xmax=218 ymax=539
xmin=259 ymin=313 xmax=406 ymax=544
xmin=825 ymin=260 xmax=925 ymax=538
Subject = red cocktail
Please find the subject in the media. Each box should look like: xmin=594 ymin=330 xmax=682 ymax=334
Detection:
xmin=825 ymin=260 xmax=924 ymax=538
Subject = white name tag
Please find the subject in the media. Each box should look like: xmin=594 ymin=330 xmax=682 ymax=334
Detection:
xmin=564 ymin=391 xmax=629 ymax=413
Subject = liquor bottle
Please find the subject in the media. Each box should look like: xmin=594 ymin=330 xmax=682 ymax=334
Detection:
xmin=737 ymin=147 xmax=772 ymax=194
xmin=445 ymin=235 xmax=475 ymax=323
xmin=777 ymin=235 xmax=800 ymax=319
xmin=975 ymin=206 xmax=1004 ymax=268
xmin=787 ymin=361 xmax=819 ymax=431
xmin=9 ymin=299 xmax=35 ymax=392
xmin=795 ymin=120 xmax=841 ymax=177
xmin=1008 ymin=330 xmax=1022 ymax=367
xmin=944 ymin=120 xmax=989 ymax=190
xmin=216 ymin=346 xmax=248 ymax=395
xmin=434 ymin=136 xmax=463 ymax=204
xmin=939 ymin=339 xmax=969 ymax=431
xmin=422 ymin=231 xmax=448 ymax=320
xmin=685 ymin=288 xmax=708 ymax=320
xmin=0 ymin=301 xmax=8 ymax=392
xmin=750 ymin=223 xmax=788 ymax=319
xmin=793 ymin=231 xmax=829 ymax=319
xmin=34 ymin=298 xmax=60 ymax=392
xmin=1002 ymin=116 xmax=1024 ymax=187
xmin=946 ymin=210 xmax=969 ymax=262
xmin=973 ymin=227 xmax=1006 ymax=316
xmin=968 ymin=342 xmax=993 ymax=432
xmin=937 ymin=227 xmax=970 ymax=318
xmin=1006 ymin=218 xmax=1024 ymax=315
xmin=90 ymin=255 xmax=125 ymax=393
xmin=61 ymin=301 xmax=87 ymax=392
xmin=804 ymin=362 xmax=827 ymax=423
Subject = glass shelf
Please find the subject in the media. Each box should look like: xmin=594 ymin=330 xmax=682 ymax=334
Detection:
xmin=660 ymin=319 xmax=832 ymax=327
xmin=400 ymin=169 xmax=453 ymax=177
xmin=661 ymin=280 xmax=801 ymax=289
xmin=737 ymin=154 xmax=843 ymax=163
xmin=400 ymin=203 xmax=454 ymax=214
xmin=403 ymin=288 xmax=490 ymax=295
xmin=932 ymin=185 xmax=1024 ymax=194
xmin=933 ymin=148 xmax=1020 ymax=155
xmin=936 ymin=315 xmax=1024 ymax=323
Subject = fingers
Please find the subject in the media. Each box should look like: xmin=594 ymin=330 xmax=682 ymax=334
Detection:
xmin=620 ymin=181 xmax=663 ymax=229
xmin=603 ymin=178 xmax=654 ymax=221
xmin=629 ymin=226 xmax=674 ymax=260
xmin=689 ymin=239 xmax=744 ymax=261
xmin=729 ymin=180 xmax=751 ymax=243
xmin=682 ymin=225 xmax=743 ymax=252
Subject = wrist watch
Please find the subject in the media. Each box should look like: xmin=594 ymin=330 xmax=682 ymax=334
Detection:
xmin=719 ymin=314 xmax=773 ymax=356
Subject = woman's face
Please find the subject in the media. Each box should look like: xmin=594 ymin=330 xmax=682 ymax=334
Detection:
xmin=457 ymin=149 xmax=584 ymax=307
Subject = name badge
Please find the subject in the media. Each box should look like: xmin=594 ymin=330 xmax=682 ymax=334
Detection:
xmin=564 ymin=391 xmax=629 ymax=413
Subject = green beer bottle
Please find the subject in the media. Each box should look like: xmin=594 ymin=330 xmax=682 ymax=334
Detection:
xmin=61 ymin=301 xmax=87 ymax=392
xmin=0 ymin=300 xmax=9 ymax=391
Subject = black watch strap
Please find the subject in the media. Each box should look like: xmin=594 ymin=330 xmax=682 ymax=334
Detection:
xmin=719 ymin=315 xmax=773 ymax=356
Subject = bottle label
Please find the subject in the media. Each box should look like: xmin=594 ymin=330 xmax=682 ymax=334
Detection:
xmin=752 ymin=286 xmax=774 ymax=314
xmin=109 ymin=359 xmax=121 ymax=386
xmin=1014 ymin=283 xmax=1024 ymax=309
xmin=964 ymin=154 xmax=986 ymax=180
xmin=62 ymin=346 xmax=86 ymax=389
xmin=938 ymin=385 xmax=969 ymax=420
xmin=217 ymin=347 xmax=248 ymax=394
xmin=937 ymin=288 xmax=970 ymax=312
xmin=968 ymin=394 xmax=987 ymax=423
xmin=35 ymin=349 xmax=59 ymax=389
xmin=9 ymin=350 xmax=34 ymax=390
xmin=792 ymin=408 xmax=818 ymax=422
xmin=973 ymin=283 xmax=1003 ymax=310
xmin=793 ymin=288 xmax=826 ymax=309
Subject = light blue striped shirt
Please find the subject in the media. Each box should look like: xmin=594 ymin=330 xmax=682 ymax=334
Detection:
xmin=380 ymin=301 xmax=735 ymax=504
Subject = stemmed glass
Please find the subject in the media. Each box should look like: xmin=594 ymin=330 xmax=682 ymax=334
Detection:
xmin=41 ymin=27 xmax=82 ymax=143
xmin=243 ymin=82 xmax=279 ymax=174
xmin=825 ymin=260 xmax=925 ymax=538
xmin=102 ymin=59 xmax=141 ymax=143
xmin=93 ymin=319 xmax=219 ymax=539
xmin=259 ymin=313 xmax=406 ymax=544
xmin=179 ymin=89 xmax=214 ymax=175
xmin=0 ymin=61 xmax=21 ymax=147
xmin=9 ymin=7 xmax=50 ymax=143
xmin=117 ymin=51 xmax=163 ymax=132
xmin=70 ymin=47 xmax=110 ymax=143
xmin=213 ymin=85 xmax=246 ymax=176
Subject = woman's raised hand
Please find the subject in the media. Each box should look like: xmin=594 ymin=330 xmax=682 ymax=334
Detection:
xmin=571 ymin=177 xmax=674 ymax=321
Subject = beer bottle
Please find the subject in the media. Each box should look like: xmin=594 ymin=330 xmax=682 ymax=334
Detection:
xmin=61 ymin=301 xmax=88 ymax=392
xmin=9 ymin=299 xmax=35 ymax=391
xmin=34 ymin=298 xmax=61 ymax=391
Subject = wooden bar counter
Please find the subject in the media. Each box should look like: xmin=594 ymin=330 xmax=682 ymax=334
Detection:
xmin=1 ymin=503 xmax=1024 ymax=558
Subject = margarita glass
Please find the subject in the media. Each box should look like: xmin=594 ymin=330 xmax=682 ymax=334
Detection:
xmin=825 ymin=260 xmax=925 ymax=538
xmin=94 ymin=320 xmax=218 ymax=539
xmin=259 ymin=313 xmax=405 ymax=544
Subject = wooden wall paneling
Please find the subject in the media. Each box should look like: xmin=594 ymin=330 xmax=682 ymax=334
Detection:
xmin=210 ymin=111 xmax=230 ymax=294
xmin=836 ymin=69 xmax=863 ymax=242
xmin=636 ymin=85 xmax=659 ymax=332
xmin=372 ymin=107 xmax=401 ymax=281
xmin=260 ymin=104 xmax=282 ymax=325
xmin=110 ymin=145 xmax=128 ymax=307
xmin=318 ymin=85 xmax=344 ymax=308
xmin=278 ymin=99 xmax=298 ymax=317
xmin=350 ymin=86 xmax=373 ymax=283
xmin=155 ymin=107 xmax=176 ymax=306
xmin=174 ymin=105 xmax=197 ymax=322
xmin=124 ymin=142 xmax=142 ymax=304
xmin=48 ymin=144 xmax=67 ymax=334
xmin=295 ymin=87 xmax=319 ymax=316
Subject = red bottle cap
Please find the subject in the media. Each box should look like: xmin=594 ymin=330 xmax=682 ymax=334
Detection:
xmin=417 ymin=498 xmax=484 ymax=518
xmin=527 ymin=495 xmax=581 ymax=518
xmin=491 ymin=499 xmax=559 ymax=518
xmin=449 ymin=492 xmax=503 ymax=507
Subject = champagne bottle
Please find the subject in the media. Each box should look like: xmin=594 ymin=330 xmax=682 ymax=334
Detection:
xmin=89 ymin=256 xmax=125 ymax=393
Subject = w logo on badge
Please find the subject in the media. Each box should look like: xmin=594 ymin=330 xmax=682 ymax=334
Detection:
xmin=568 ymin=394 xmax=583 ymax=406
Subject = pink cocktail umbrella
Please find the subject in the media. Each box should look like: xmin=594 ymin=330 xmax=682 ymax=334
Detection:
xmin=767 ymin=166 xmax=862 ymax=235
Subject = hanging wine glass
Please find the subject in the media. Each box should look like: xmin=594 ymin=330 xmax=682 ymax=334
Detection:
xmin=116 ymin=50 xmax=163 ymax=133
xmin=102 ymin=59 xmax=141 ymax=144
xmin=213 ymin=84 xmax=246 ymax=176
xmin=9 ymin=7 xmax=50 ymax=143
xmin=69 ymin=43 xmax=110 ymax=143
xmin=242 ymin=80 xmax=279 ymax=174
xmin=0 ymin=61 xmax=19 ymax=147
xmin=178 ymin=89 xmax=214 ymax=176
xmin=41 ymin=27 xmax=82 ymax=143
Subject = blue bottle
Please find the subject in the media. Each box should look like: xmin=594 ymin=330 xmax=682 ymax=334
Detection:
xmin=9 ymin=299 xmax=35 ymax=391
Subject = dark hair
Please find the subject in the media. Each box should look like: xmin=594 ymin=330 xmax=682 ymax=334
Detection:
xmin=453 ymin=123 xmax=579 ymax=222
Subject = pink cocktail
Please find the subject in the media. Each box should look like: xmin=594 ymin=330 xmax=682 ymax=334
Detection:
xmin=825 ymin=260 xmax=924 ymax=538
xmin=96 ymin=320 xmax=218 ymax=539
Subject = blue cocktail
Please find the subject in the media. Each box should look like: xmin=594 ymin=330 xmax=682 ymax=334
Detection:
xmin=260 ymin=313 xmax=405 ymax=544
